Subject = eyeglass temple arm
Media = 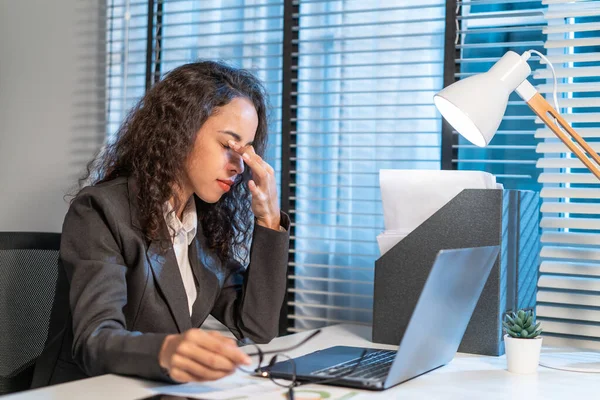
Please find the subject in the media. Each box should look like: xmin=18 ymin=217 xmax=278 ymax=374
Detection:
xmin=310 ymin=349 xmax=368 ymax=384
xmin=244 ymin=329 xmax=322 ymax=357
xmin=516 ymin=81 xmax=600 ymax=180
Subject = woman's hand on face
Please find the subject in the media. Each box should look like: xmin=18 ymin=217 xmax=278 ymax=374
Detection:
xmin=228 ymin=140 xmax=281 ymax=230
xmin=158 ymin=329 xmax=252 ymax=383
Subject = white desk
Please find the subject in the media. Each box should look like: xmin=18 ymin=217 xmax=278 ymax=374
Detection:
xmin=6 ymin=324 xmax=598 ymax=399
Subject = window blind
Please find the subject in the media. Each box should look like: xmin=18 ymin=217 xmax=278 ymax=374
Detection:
xmin=107 ymin=0 xmax=284 ymax=166
xmin=287 ymin=0 xmax=446 ymax=333
xmin=107 ymin=0 xmax=150 ymax=143
xmin=154 ymin=0 xmax=284 ymax=172
xmin=108 ymin=0 xmax=284 ymax=204
xmin=70 ymin=2 xmax=108 ymax=181
xmin=453 ymin=0 xmax=547 ymax=191
xmin=536 ymin=0 xmax=600 ymax=350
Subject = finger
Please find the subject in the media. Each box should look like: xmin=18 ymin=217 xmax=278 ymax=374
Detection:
xmin=169 ymin=364 xmax=230 ymax=383
xmin=227 ymin=141 xmax=269 ymax=182
xmin=177 ymin=343 xmax=236 ymax=372
xmin=244 ymin=147 xmax=274 ymax=178
xmin=227 ymin=139 xmax=244 ymax=153
xmin=248 ymin=179 xmax=257 ymax=193
xmin=172 ymin=352 xmax=235 ymax=377
xmin=249 ymin=151 xmax=274 ymax=175
xmin=229 ymin=143 xmax=265 ymax=171
xmin=241 ymin=151 xmax=266 ymax=172
xmin=264 ymin=162 xmax=275 ymax=175
xmin=184 ymin=330 xmax=252 ymax=365
xmin=169 ymin=366 xmax=200 ymax=383
xmin=248 ymin=180 xmax=267 ymax=201
xmin=248 ymin=180 xmax=263 ymax=199
xmin=227 ymin=140 xmax=256 ymax=158
xmin=228 ymin=142 xmax=261 ymax=162
xmin=206 ymin=331 xmax=238 ymax=348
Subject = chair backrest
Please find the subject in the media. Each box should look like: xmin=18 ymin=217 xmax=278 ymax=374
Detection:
xmin=0 ymin=232 xmax=61 ymax=395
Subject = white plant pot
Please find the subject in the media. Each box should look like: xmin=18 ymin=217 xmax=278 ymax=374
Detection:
xmin=504 ymin=334 xmax=542 ymax=374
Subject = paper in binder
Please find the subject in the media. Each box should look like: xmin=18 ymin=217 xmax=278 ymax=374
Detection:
xmin=377 ymin=170 xmax=503 ymax=256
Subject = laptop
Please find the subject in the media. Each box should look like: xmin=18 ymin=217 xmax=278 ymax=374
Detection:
xmin=263 ymin=245 xmax=500 ymax=390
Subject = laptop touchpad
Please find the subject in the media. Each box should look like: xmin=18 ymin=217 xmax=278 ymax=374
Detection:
xmin=268 ymin=346 xmax=374 ymax=376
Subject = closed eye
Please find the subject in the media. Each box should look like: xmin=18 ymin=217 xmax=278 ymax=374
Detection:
xmin=221 ymin=142 xmax=231 ymax=150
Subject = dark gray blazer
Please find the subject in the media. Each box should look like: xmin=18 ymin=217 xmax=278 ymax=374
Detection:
xmin=32 ymin=176 xmax=289 ymax=386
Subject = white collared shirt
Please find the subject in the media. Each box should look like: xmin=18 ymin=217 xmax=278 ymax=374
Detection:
xmin=163 ymin=198 xmax=198 ymax=316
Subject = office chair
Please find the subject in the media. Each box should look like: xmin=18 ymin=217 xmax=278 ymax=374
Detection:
xmin=0 ymin=232 xmax=62 ymax=394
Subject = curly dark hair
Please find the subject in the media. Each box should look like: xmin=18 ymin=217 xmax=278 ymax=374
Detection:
xmin=80 ymin=61 xmax=269 ymax=263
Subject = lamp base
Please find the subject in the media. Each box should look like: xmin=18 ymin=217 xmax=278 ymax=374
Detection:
xmin=539 ymin=350 xmax=600 ymax=373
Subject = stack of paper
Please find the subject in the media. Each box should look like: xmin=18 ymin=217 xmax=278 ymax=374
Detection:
xmin=377 ymin=169 xmax=502 ymax=256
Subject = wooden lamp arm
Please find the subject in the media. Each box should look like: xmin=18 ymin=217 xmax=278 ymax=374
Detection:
xmin=526 ymin=92 xmax=600 ymax=181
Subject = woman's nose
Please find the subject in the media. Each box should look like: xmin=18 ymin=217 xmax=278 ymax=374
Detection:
xmin=230 ymin=152 xmax=245 ymax=174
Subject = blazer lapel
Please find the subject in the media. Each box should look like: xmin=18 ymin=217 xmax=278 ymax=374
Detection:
xmin=147 ymin=239 xmax=193 ymax=333
xmin=129 ymin=177 xmax=192 ymax=332
xmin=189 ymin=225 xmax=222 ymax=328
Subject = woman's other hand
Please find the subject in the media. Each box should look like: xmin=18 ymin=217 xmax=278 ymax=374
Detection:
xmin=228 ymin=140 xmax=281 ymax=230
xmin=158 ymin=329 xmax=252 ymax=383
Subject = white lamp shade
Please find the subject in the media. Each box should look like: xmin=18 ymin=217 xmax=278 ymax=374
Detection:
xmin=434 ymin=51 xmax=531 ymax=147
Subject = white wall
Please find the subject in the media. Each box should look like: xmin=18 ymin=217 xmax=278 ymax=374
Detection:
xmin=0 ymin=0 xmax=106 ymax=232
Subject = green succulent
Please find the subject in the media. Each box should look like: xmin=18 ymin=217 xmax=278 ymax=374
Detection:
xmin=503 ymin=309 xmax=542 ymax=339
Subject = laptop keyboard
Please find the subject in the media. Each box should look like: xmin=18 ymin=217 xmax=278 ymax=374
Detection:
xmin=310 ymin=350 xmax=396 ymax=381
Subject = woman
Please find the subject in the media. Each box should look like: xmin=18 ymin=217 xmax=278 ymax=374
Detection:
xmin=33 ymin=61 xmax=289 ymax=386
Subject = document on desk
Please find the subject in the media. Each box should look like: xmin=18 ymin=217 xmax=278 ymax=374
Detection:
xmin=148 ymin=374 xmax=364 ymax=399
xmin=222 ymin=385 xmax=364 ymax=400
xmin=148 ymin=374 xmax=274 ymax=399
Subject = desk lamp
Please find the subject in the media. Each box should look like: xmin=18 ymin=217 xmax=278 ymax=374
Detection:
xmin=433 ymin=50 xmax=600 ymax=179
xmin=434 ymin=50 xmax=600 ymax=373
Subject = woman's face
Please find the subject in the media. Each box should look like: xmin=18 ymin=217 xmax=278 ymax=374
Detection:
xmin=183 ymin=96 xmax=259 ymax=203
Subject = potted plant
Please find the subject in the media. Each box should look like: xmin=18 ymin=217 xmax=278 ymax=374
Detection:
xmin=503 ymin=309 xmax=543 ymax=374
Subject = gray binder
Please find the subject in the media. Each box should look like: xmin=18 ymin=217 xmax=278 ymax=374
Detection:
xmin=372 ymin=189 xmax=540 ymax=356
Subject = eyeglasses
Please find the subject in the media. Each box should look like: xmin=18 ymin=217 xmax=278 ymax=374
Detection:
xmin=237 ymin=329 xmax=368 ymax=400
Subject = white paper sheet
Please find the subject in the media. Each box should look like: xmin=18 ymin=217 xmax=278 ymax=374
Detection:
xmin=148 ymin=374 xmax=272 ymax=399
xmin=230 ymin=385 xmax=365 ymax=400
xmin=148 ymin=374 xmax=364 ymax=400
xmin=378 ymin=169 xmax=502 ymax=256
